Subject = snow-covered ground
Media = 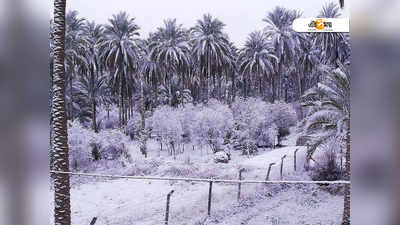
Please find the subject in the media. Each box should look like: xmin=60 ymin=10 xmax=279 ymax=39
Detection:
xmin=50 ymin=135 xmax=344 ymax=225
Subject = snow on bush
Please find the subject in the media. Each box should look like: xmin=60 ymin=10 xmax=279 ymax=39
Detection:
xmin=191 ymin=100 xmax=234 ymax=153
xmin=230 ymin=98 xmax=296 ymax=154
xmin=125 ymin=111 xmax=142 ymax=140
xmin=268 ymin=101 xmax=297 ymax=137
xmin=96 ymin=104 xmax=119 ymax=130
xmin=232 ymin=98 xmax=278 ymax=152
xmin=148 ymin=106 xmax=184 ymax=155
xmin=68 ymin=119 xmax=131 ymax=171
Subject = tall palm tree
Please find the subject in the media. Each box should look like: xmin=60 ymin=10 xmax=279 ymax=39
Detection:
xmin=149 ymin=19 xmax=190 ymax=103
xmin=263 ymin=7 xmax=301 ymax=102
xmin=80 ymin=21 xmax=104 ymax=132
xmin=99 ymin=12 xmax=141 ymax=127
xmin=191 ymin=14 xmax=232 ymax=103
xmin=52 ymin=0 xmax=71 ymax=224
xmin=237 ymin=31 xmax=277 ymax=99
xmin=297 ymin=34 xmax=322 ymax=96
xmin=65 ymin=10 xmax=86 ymax=120
xmin=140 ymin=40 xmax=162 ymax=109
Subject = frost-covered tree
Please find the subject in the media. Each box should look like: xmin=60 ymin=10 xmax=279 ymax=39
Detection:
xmin=191 ymin=100 xmax=234 ymax=153
xmin=149 ymin=106 xmax=184 ymax=159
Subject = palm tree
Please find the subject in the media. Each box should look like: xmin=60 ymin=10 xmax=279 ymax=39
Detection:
xmin=263 ymin=7 xmax=301 ymax=102
xmin=99 ymin=12 xmax=141 ymax=127
xmin=299 ymin=61 xmax=350 ymax=224
xmin=300 ymin=61 xmax=349 ymax=160
xmin=74 ymin=71 xmax=108 ymax=131
xmin=191 ymin=14 xmax=232 ymax=103
xmin=52 ymin=0 xmax=71 ymax=224
xmin=149 ymin=19 xmax=190 ymax=104
xmin=79 ymin=21 xmax=104 ymax=132
xmin=297 ymin=34 xmax=322 ymax=96
xmin=65 ymin=10 xmax=86 ymax=120
xmin=237 ymin=31 xmax=277 ymax=99
xmin=314 ymin=3 xmax=349 ymax=64
xmin=140 ymin=41 xmax=162 ymax=109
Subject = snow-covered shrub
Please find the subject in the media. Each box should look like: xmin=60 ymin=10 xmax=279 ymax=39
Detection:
xmin=231 ymin=98 xmax=296 ymax=151
xmin=311 ymin=140 xmax=344 ymax=182
xmin=125 ymin=111 xmax=142 ymax=140
xmin=232 ymin=98 xmax=278 ymax=152
xmin=148 ymin=106 xmax=183 ymax=156
xmin=97 ymin=104 xmax=119 ymax=130
xmin=68 ymin=120 xmax=132 ymax=170
xmin=176 ymin=103 xmax=198 ymax=142
xmin=267 ymin=101 xmax=297 ymax=138
xmin=68 ymin=120 xmax=96 ymax=170
xmin=191 ymin=100 xmax=234 ymax=153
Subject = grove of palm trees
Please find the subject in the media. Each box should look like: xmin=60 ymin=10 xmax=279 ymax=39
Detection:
xmin=51 ymin=1 xmax=350 ymax=224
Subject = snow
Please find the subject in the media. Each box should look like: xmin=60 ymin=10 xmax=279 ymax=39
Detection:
xmin=50 ymin=141 xmax=343 ymax=224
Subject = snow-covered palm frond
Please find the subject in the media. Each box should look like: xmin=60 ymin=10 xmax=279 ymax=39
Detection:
xmin=299 ymin=63 xmax=350 ymax=159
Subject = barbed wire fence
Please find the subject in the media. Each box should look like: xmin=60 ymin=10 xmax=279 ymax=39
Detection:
xmin=50 ymin=147 xmax=350 ymax=225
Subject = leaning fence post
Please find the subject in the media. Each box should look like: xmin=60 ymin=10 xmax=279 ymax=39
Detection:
xmin=90 ymin=217 xmax=97 ymax=225
xmin=165 ymin=190 xmax=174 ymax=225
xmin=208 ymin=180 xmax=213 ymax=216
xmin=294 ymin=149 xmax=299 ymax=171
xmin=237 ymin=168 xmax=245 ymax=202
xmin=280 ymin=155 xmax=287 ymax=180
xmin=266 ymin=163 xmax=276 ymax=181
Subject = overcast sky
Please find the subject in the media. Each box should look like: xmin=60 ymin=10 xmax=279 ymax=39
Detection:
xmin=66 ymin=0 xmax=349 ymax=47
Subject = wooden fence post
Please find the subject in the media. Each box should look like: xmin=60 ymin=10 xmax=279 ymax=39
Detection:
xmin=90 ymin=217 xmax=97 ymax=225
xmin=237 ymin=168 xmax=245 ymax=202
xmin=294 ymin=149 xmax=299 ymax=171
xmin=208 ymin=181 xmax=213 ymax=216
xmin=165 ymin=190 xmax=174 ymax=225
xmin=266 ymin=163 xmax=276 ymax=181
xmin=280 ymin=155 xmax=287 ymax=180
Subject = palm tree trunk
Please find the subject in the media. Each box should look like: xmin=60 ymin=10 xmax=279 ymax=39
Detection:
xmin=271 ymin=75 xmax=276 ymax=103
xmin=207 ymin=51 xmax=211 ymax=102
xmin=342 ymin=118 xmax=351 ymax=225
xmin=52 ymin=0 xmax=71 ymax=224
xmin=69 ymin=72 xmax=73 ymax=120
xmin=92 ymin=100 xmax=97 ymax=133
xmin=119 ymin=75 xmax=123 ymax=127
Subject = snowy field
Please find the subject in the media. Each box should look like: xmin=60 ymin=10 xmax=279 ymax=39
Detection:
xmin=50 ymin=135 xmax=344 ymax=225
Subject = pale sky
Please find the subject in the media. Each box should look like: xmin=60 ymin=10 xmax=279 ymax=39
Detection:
xmin=66 ymin=0 xmax=350 ymax=47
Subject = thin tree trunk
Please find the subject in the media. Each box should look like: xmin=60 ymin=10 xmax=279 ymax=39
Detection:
xmin=52 ymin=0 xmax=71 ymax=224
xmin=271 ymin=76 xmax=275 ymax=103
xmin=90 ymin=66 xmax=97 ymax=133
xmin=342 ymin=118 xmax=351 ymax=225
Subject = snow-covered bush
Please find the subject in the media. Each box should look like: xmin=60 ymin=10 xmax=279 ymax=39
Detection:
xmin=176 ymin=103 xmax=198 ymax=142
xmin=125 ymin=111 xmax=142 ymax=140
xmin=148 ymin=106 xmax=183 ymax=156
xmin=232 ymin=98 xmax=278 ymax=152
xmin=68 ymin=120 xmax=131 ymax=170
xmin=96 ymin=104 xmax=119 ymax=130
xmin=191 ymin=100 xmax=234 ymax=153
xmin=231 ymin=98 xmax=296 ymax=152
xmin=267 ymin=101 xmax=297 ymax=138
